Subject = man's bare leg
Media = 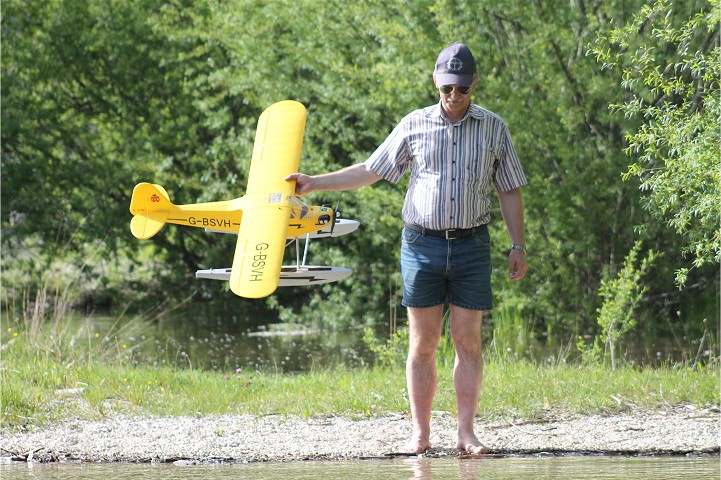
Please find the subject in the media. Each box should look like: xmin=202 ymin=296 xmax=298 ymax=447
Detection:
xmin=449 ymin=305 xmax=486 ymax=454
xmin=404 ymin=305 xmax=444 ymax=454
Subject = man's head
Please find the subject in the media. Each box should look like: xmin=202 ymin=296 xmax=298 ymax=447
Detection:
xmin=433 ymin=42 xmax=477 ymax=86
xmin=433 ymin=43 xmax=478 ymax=121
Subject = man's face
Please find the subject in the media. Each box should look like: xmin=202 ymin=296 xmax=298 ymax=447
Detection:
xmin=433 ymin=75 xmax=478 ymax=120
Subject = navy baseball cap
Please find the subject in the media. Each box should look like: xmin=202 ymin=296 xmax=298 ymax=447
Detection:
xmin=434 ymin=43 xmax=477 ymax=86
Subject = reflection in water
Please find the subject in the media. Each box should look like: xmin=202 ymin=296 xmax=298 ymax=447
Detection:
xmin=401 ymin=456 xmax=720 ymax=480
xmin=1 ymin=456 xmax=718 ymax=480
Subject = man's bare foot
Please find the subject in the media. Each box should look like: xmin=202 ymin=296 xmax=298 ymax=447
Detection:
xmin=456 ymin=432 xmax=487 ymax=454
xmin=404 ymin=432 xmax=432 ymax=454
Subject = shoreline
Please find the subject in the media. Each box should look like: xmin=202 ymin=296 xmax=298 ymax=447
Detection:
xmin=1 ymin=405 xmax=718 ymax=464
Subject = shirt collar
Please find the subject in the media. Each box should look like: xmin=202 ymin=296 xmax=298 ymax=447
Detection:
xmin=425 ymin=102 xmax=486 ymax=122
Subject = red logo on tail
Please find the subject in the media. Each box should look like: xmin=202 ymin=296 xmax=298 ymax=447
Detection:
xmin=150 ymin=194 xmax=160 ymax=203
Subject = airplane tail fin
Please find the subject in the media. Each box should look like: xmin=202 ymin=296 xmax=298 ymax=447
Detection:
xmin=129 ymin=183 xmax=174 ymax=239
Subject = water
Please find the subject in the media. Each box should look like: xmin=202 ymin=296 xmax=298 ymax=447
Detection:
xmin=82 ymin=305 xmax=714 ymax=373
xmin=87 ymin=313 xmax=373 ymax=372
xmin=1 ymin=456 xmax=718 ymax=479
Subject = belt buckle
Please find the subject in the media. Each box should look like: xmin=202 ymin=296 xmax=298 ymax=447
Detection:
xmin=445 ymin=229 xmax=458 ymax=240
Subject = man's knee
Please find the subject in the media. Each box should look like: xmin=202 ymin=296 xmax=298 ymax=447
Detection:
xmin=408 ymin=350 xmax=437 ymax=368
xmin=453 ymin=336 xmax=482 ymax=358
xmin=408 ymin=338 xmax=440 ymax=359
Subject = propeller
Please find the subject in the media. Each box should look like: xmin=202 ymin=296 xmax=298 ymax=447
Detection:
xmin=330 ymin=198 xmax=342 ymax=236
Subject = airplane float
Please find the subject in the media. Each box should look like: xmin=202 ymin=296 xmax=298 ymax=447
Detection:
xmin=128 ymin=100 xmax=359 ymax=298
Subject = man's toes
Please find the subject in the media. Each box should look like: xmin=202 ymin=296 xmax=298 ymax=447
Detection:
xmin=464 ymin=443 xmax=487 ymax=454
xmin=404 ymin=439 xmax=431 ymax=454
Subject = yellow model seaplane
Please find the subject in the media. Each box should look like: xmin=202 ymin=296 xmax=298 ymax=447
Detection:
xmin=129 ymin=100 xmax=359 ymax=298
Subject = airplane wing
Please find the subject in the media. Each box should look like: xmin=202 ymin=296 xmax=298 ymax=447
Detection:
xmin=229 ymin=100 xmax=307 ymax=298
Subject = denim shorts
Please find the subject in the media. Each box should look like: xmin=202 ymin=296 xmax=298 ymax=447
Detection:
xmin=400 ymin=225 xmax=492 ymax=311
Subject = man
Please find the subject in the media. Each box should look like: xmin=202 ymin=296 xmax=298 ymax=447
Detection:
xmin=286 ymin=42 xmax=528 ymax=454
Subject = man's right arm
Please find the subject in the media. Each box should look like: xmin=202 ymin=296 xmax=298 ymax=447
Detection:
xmin=285 ymin=163 xmax=382 ymax=196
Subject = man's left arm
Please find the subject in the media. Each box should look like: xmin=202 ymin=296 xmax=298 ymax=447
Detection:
xmin=496 ymin=188 xmax=527 ymax=281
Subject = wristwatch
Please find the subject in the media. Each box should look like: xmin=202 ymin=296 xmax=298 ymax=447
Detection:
xmin=511 ymin=243 xmax=526 ymax=253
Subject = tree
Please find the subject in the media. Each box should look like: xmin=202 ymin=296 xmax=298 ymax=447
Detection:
xmin=2 ymin=0 xmax=257 ymax=308
xmin=591 ymin=0 xmax=720 ymax=287
xmin=3 ymin=0 xmax=715 ymax=341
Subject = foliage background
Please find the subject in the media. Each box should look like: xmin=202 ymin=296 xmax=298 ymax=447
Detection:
xmin=2 ymin=0 xmax=718 ymax=344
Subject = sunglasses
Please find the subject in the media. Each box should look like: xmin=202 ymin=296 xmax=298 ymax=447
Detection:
xmin=439 ymin=85 xmax=471 ymax=95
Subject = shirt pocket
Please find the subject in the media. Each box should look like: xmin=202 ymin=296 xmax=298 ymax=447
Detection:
xmin=465 ymin=146 xmax=493 ymax=187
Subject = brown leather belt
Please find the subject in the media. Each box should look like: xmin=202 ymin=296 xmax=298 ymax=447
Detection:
xmin=404 ymin=222 xmax=485 ymax=240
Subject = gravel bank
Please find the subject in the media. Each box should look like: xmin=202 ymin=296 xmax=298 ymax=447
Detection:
xmin=1 ymin=406 xmax=718 ymax=463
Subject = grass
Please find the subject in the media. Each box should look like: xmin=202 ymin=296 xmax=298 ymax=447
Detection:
xmin=1 ymin=290 xmax=719 ymax=429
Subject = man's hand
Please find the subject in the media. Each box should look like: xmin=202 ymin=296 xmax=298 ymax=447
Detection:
xmin=285 ymin=173 xmax=315 ymax=196
xmin=508 ymin=249 xmax=527 ymax=280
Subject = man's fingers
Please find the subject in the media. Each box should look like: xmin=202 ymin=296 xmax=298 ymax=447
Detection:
xmin=508 ymin=252 xmax=527 ymax=280
xmin=285 ymin=173 xmax=312 ymax=196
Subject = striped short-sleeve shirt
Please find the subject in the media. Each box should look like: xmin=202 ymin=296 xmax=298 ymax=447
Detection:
xmin=365 ymin=102 xmax=527 ymax=230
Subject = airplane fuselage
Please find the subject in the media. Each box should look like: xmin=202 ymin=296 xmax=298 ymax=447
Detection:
xmin=129 ymin=184 xmax=334 ymax=239
xmin=161 ymin=201 xmax=333 ymax=237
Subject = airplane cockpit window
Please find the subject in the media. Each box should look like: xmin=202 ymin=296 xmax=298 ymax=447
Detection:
xmin=288 ymin=196 xmax=309 ymax=219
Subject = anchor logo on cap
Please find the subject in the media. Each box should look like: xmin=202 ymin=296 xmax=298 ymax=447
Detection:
xmin=447 ymin=57 xmax=463 ymax=71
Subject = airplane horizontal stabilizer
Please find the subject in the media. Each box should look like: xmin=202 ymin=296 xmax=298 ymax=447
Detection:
xmin=130 ymin=213 xmax=168 ymax=240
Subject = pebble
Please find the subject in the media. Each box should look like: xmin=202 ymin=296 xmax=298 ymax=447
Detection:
xmin=0 ymin=406 xmax=718 ymax=463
